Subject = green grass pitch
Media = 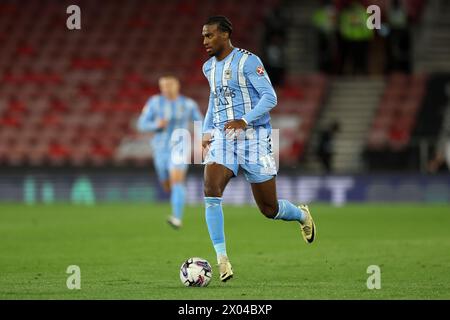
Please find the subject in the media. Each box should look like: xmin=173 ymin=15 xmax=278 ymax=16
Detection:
xmin=0 ymin=203 xmax=449 ymax=299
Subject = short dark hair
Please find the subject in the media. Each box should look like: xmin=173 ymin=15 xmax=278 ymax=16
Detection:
xmin=159 ymin=74 xmax=178 ymax=80
xmin=205 ymin=16 xmax=233 ymax=36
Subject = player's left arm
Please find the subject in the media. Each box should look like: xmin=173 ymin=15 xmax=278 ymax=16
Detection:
xmin=224 ymin=55 xmax=277 ymax=131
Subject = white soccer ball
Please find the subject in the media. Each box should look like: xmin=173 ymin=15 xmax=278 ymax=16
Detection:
xmin=180 ymin=257 xmax=212 ymax=287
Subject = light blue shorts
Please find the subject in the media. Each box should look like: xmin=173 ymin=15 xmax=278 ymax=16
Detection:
xmin=203 ymin=127 xmax=277 ymax=183
xmin=153 ymin=148 xmax=188 ymax=182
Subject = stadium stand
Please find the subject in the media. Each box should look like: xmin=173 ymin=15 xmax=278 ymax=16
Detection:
xmin=1 ymin=0 xmax=439 ymax=173
xmin=369 ymin=73 xmax=426 ymax=149
xmin=0 ymin=0 xmax=327 ymax=167
xmin=363 ymin=73 xmax=427 ymax=170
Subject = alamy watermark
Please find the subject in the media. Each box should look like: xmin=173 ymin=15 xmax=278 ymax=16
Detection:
xmin=168 ymin=121 xmax=280 ymax=176
xmin=66 ymin=5 xmax=81 ymax=30
xmin=367 ymin=5 xmax=381 ymax=30
xmin=66 ymin=265 xmax=81 ymax=290
xmin=65 ymin=4 xmax=380 ymax=31
xmin=366 ymin=265 xmax=381 ymax=290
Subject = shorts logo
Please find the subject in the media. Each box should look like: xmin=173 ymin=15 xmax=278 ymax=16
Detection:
xmin=256 ymin=66 xmax=265 ymax=76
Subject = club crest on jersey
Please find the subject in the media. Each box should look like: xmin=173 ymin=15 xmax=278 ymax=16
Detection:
xmin=224 ymin=69 xmax=232 ymax=80
xmin=256 ymin=66 xmax=265 ymax=76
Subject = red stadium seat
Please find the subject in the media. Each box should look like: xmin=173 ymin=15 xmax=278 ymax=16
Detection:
xmin=0 ymin=0 xmax=290 ymax=166
xmin=367 ymin=72 xmax=426 ymax=152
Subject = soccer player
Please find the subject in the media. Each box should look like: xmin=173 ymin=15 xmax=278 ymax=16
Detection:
xmin=137 ymin=75 xmax=203 ymax=229
xmin=201 ymin=16 xmax=316 ymax=282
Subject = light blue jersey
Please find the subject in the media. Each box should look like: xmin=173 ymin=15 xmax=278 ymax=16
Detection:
xmin=137 ymin=95 xmax=203 ymax=181
xmin=202 ymin=48 xmax=278 ymax=183
xmin=202 ymin=47 xmax=277 ymax=133
xmin=138 ymin=95 xmax=203 ymax=151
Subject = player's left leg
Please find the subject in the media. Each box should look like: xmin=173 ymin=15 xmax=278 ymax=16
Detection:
xmin=242 ymin=126 xmax=316 ymax=243
xmin=250 ymin=177 xmax=316 ymax=243
xmin=167 ymin=168 xmax=187 ymax=229
xmin=250 ymin=176 xmax=303 ymax=221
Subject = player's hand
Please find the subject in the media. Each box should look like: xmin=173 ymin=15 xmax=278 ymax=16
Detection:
xmin=224 ymin=119 xmax=247 ymax=139
xmin=202 ymin=133 xmax=212 ymax=149
xmin=202 ymin=133 xmax=212 ymax=160
xmin=157 ymin=119 xmax=168 ymax=129
xmin=224 ymin=119 xmax=247 ymax=131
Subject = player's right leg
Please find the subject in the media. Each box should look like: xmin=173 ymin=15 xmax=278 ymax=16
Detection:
xmin=203 ymin=134 xmax=239 ymax=282
xmin=204 ymin=162 xmax=235 ymax=282
xmin=154 ymin=153 xmax=171 ymax=193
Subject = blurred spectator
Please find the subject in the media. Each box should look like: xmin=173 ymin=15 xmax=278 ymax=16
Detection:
xmin=316 ymin=121 xmax=340 ymax=173
xmin=388 ymin=111 xmax=410 ymax=151
xmin=263 ymin=34 xmax=286 ymax=86
xmin=428 ymin=132 xmax=450 ymax=173
xmin=338 ymin=0 xmax=374 ymax=75
xmin=263 ymin=5 xmax=288 ymax=42
xmin=312 ymin=0 xmax=338 ymax=73
xmin=385 ymin=0 xmax=411 ymax=73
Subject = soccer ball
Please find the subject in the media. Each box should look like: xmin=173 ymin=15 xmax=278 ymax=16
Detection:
xmin=179 ymin=257 xmax=212 ymax=287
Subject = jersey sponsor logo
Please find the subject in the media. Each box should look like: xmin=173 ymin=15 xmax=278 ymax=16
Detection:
xmin=256 ymin=66 xmax=265 ymax=76
xmin=214 ymin=85 xmax=236 ymax=106
xmin=224 ymin=69 xmax=232 ymax=80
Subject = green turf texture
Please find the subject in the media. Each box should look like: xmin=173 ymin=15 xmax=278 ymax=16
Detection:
xmin=0 ymin=203 xmax=449 ymax=299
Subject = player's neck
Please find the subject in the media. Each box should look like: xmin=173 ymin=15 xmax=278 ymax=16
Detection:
xmin=216 ymin=44 xmax=234 ymax=62
xmin=164 ymin=94 xmax=178 ymax=101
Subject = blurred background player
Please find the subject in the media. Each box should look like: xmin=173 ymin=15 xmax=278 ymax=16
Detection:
xmin=137 ymin=75 xmax=203 ymax=229
xmin=316 ymin=121 xmax=340 ymax=173
xmin=201 ymin=16 xmax=316 ymax=282
xmin=428 ymin=130 xmax=450 ymax=173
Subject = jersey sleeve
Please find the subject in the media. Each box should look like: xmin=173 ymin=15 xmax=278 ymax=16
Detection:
xmin=241 ymin=55 xmax=277 ymax=125
xmin=202 ymin=93 xmax=214 ymax=134
xmin=202 ymin=60 xmax=214 ymax=134
xmin=136 ymin=97 xmax=160 ymax=132
xmin=202 ymin=60 xmax=210 ymax=78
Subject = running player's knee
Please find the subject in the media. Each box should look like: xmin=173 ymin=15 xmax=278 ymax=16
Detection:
xmin=204 ymin=184 xmax=222 ymax=197
xmin=260 ymin=204 xmax=278 ymax=219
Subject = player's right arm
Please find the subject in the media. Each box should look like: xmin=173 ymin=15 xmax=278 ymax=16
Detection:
xmin=202 ymin=92 xmax=214 ymax=150
xmin=202 ymin=61 xmax=214 ymax=150
xmin=136 ymin=97 xmax=167 ymax=132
